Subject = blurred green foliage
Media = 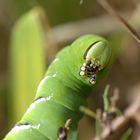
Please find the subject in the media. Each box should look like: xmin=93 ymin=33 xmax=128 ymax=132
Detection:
xmin=9 ymin=8 xmax=46 ymax=126
xmin=8 ymin=0 xmax=99 ymax=26
xmin=120 ymin=128 xmax=133 ymax=140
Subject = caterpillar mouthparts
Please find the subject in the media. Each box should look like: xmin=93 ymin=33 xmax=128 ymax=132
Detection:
xmin=80 ymin=60 xmax=101 ymax=84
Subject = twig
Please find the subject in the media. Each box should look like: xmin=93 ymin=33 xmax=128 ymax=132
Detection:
xmin=93 ymin=100 xmax=140 ymax=140
xmin=80 ymin=106 xmax=98 ymax=120
xmin=97 ymin=0 xmax=140 ymax=44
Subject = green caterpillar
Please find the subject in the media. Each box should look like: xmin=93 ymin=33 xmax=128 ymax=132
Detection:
xmin=4 ymin=34 xmax=112 ymax=140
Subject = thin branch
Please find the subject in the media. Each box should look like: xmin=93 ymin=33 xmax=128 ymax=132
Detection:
xmin=97 ymin=0 xmax=140 ymax=45
xmin=93 ymin=100 xmax=140 ymax=140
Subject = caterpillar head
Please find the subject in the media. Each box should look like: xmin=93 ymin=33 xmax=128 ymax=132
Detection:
xmin=80 ymin=41 xmax=111 ymax=84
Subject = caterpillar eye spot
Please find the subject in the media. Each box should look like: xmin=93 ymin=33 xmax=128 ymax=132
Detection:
xmin=83 ymin=63 xmax=86 ymax=66
xmin=79 ymin=71 xmax=85 ymax=76
xmin=90 ymin=63 xmax=93 ymax=67
xmin=80 ymin=66 xmax=86 ymax=71
xmin=89 ymin=78 xmax=96 ymax=84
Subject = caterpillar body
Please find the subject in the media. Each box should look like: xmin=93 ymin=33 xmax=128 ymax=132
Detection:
xmin=4 ymin=34 xmax=112 ymax=140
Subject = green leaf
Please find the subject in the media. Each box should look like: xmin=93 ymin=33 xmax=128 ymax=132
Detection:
xmin=9 ymin=8 xmax=46 ymax=126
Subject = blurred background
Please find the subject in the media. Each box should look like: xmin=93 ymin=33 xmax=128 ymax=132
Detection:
xmin=0 ymin=0 xmax=140 ymax=140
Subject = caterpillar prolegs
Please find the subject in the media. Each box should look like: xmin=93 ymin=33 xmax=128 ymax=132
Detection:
xmin=4 ymin=34 xmax=112 ymax=140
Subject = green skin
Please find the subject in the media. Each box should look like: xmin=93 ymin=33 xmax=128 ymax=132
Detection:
xmin=4 ymin=34 xmax=112 ymax=140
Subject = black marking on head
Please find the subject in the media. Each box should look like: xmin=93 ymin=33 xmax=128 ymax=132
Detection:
xmin=84 ymin=41 xmax=100 ymax=59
